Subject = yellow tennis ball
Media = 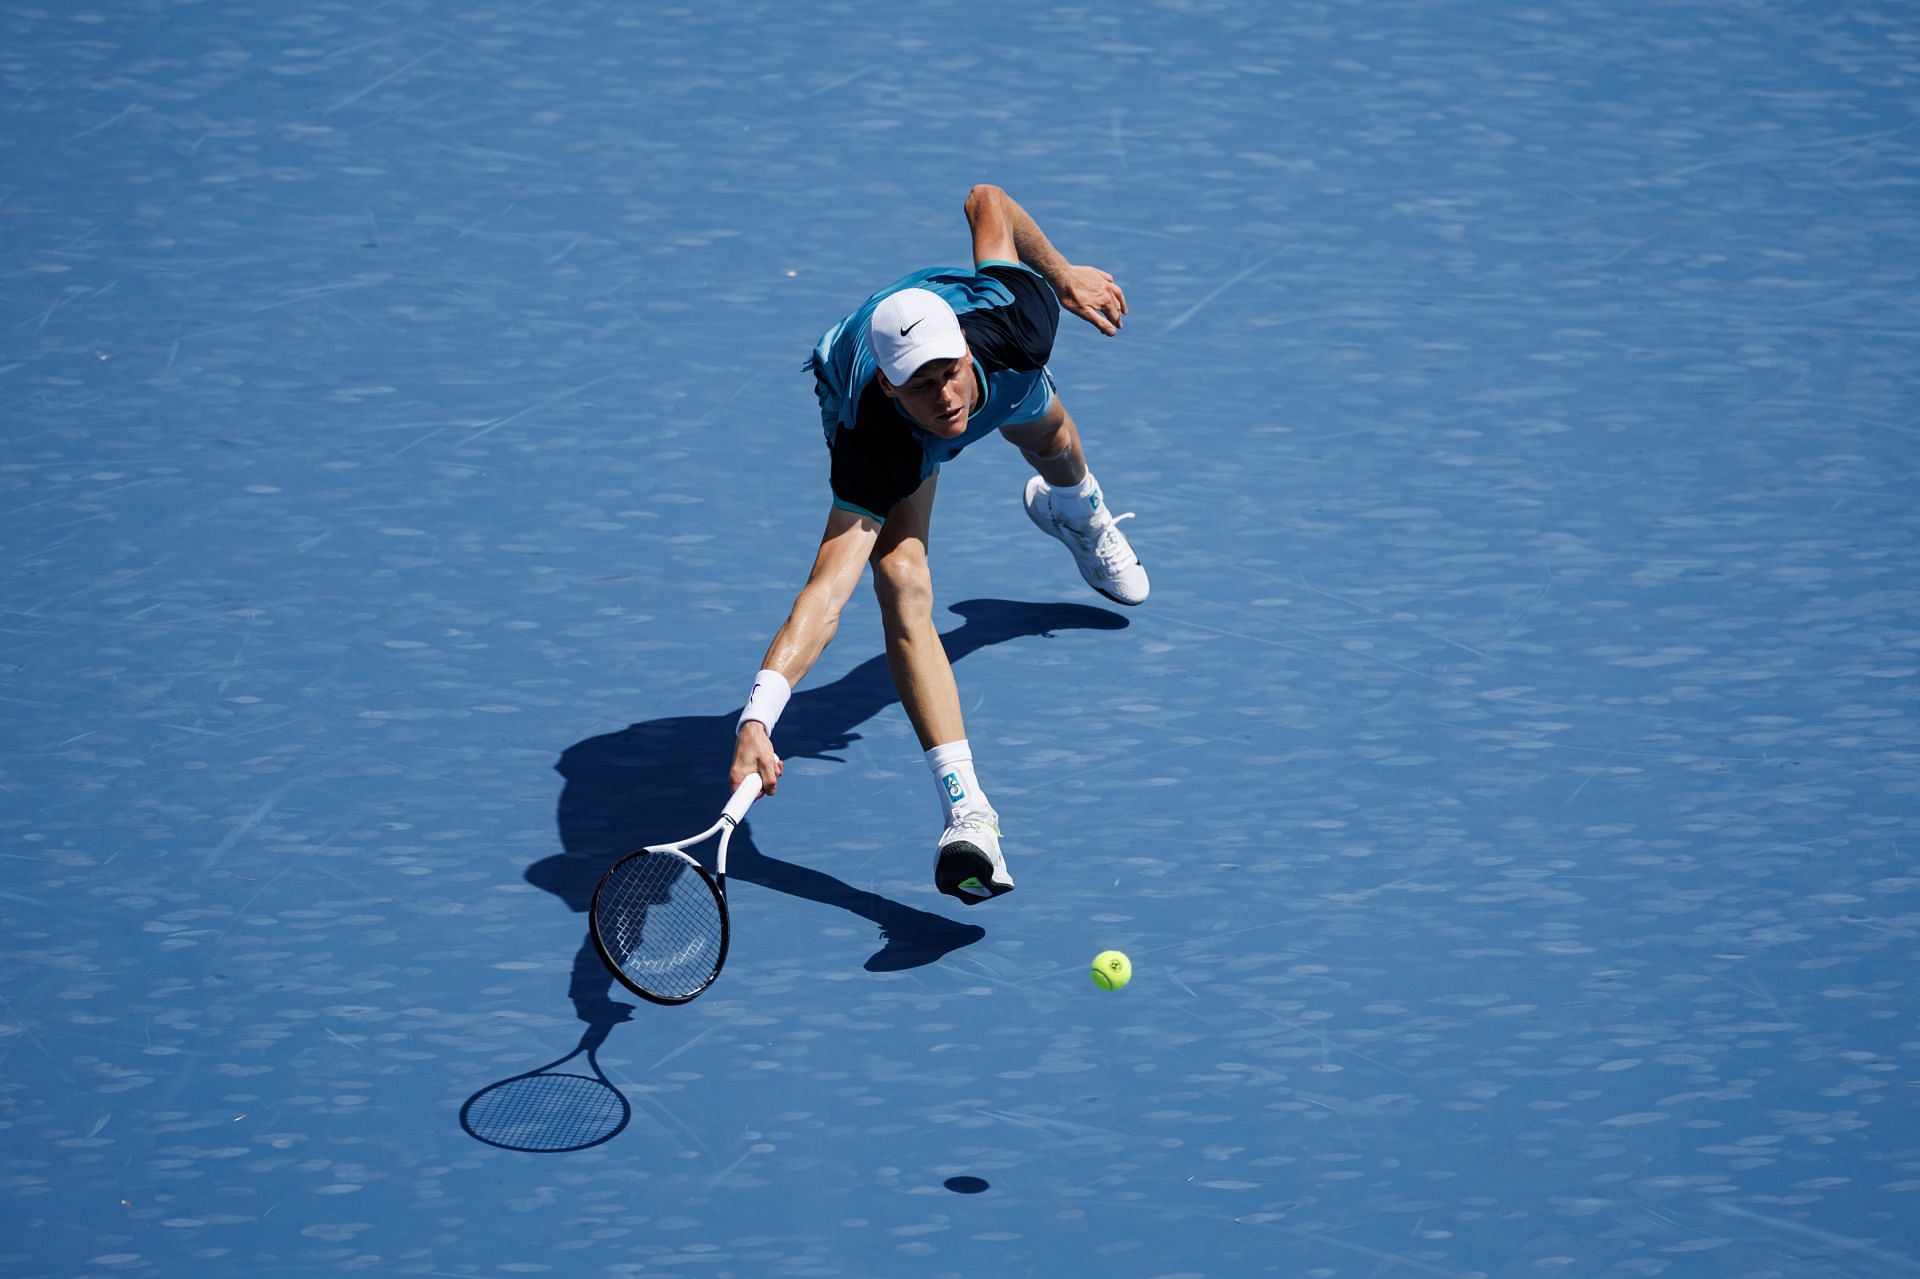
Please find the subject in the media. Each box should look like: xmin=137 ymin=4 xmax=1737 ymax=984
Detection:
xmin=1091 ymin=949 xmax=1132 ymax=991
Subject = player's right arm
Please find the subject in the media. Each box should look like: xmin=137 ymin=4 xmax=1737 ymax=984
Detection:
xmin=964 ymin=183 xmax=1128 ymax=337
xmin=729 ymin=505 xmax=879 ymax=794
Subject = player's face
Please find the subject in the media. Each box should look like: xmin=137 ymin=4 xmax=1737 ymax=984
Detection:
xmin=882 ymin=353 xmax=977 ymax=438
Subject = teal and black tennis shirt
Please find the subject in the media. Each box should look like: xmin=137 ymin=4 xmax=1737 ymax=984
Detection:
xmin=810 ymin=261 xmax=1061 ymax=524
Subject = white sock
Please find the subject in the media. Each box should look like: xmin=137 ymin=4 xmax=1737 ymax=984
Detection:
xmin=926 ymin=740 xmax=990 ymax=821
xmin=1051 ymin=471 xmax=1102 ymax=524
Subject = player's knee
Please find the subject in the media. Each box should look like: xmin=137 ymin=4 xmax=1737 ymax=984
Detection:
xmin=1003 ymin=415 xmax=1071 ymax=461
xmin=964 ymin=183 xmax=1003 ymax=217
xmin=872 ymin=552 xmax=933 ymax=621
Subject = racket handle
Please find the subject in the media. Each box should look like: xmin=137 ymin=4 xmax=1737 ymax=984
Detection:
xmin=721 ymin=773 xmax=766 ymax=826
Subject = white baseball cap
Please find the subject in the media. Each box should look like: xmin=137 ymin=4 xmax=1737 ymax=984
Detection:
xmin=869 ymin=288 xmax=966 ymax=386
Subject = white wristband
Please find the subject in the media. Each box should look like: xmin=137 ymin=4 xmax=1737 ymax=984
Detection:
xmin=737 ymin=668 xmax=792 ymax=737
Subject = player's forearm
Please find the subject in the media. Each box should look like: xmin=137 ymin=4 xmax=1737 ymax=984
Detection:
xmin=759 ymin=583 xmax=843 ymax=687
xmin=756 ymin=509 xmax=872 ymax=690
xmin=974 ymin=185 xmax=1073 ymax=288
xmin=734 ymin=588 xmax=838 ymax=767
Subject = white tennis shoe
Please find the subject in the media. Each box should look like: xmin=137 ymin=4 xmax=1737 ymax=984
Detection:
xmin=1024 ymin=476 xmax=1149 ymax=606
xmin=934 ymin=809 xmax=1013 ymax=905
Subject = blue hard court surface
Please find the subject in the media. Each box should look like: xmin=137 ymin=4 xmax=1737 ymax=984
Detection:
xmin=3 ymin=2 xmax=1918 ymax=1275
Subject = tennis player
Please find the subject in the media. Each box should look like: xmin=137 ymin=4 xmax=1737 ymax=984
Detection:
xmin=728 ymin=184 xmax=1145 ymax=905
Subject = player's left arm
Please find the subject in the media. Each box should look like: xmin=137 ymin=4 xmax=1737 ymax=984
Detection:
xmin=964 ymin=184 xmax=1128 ymax=336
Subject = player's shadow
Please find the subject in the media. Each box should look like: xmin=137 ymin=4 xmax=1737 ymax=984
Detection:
xmin=529 ymin=598 xmax=1127 ymax=1019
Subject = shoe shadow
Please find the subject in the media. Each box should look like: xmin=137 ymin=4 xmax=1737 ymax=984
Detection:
xmin=528 ymin=598 xmax=1128 ymax=1016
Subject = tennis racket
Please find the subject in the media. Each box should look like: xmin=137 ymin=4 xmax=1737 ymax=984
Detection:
xmin=589 ymin=773 xmax=764 ymax=1005
xmin=459 ymin=1020 xmax=630 ymax=1153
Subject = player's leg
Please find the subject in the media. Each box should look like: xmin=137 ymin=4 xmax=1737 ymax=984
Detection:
xmin=870 ymin=472 xmax=961 ymax=750
xmin=1003 ymin=393 xmax=1088 ymax=488
xmin=870 ymin=473 xmax=1013 ymax=904
xmin=1001 ymin=394 xmax=1150 ymax=606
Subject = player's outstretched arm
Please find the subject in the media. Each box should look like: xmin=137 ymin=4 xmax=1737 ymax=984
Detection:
xmin=729 ymin=506 xmax=879 ymax=794
xmin=964 ymin=183 xmax=1129 ymax=336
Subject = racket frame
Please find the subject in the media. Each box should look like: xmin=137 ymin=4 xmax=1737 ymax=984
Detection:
xmin=589 ymin=774 xmax=763 ymax=1005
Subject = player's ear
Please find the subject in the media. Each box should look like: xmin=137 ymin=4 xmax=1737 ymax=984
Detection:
xmin=876 ymin=370 xmax=901 ymax=400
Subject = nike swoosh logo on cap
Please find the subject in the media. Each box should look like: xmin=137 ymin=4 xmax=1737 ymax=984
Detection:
xmin=900 ymin=318 xmax=925 ymax=337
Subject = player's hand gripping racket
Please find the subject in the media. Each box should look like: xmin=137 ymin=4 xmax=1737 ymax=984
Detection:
xmin=589 ymin=774 xmax=764 ymax=1005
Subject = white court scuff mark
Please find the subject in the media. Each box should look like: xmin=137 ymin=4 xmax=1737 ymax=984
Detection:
xmin=203 ymin=783 xmax=294 ymax=870
xmin=326 ymin=45 xmax=447 ymax=115
xmin=1164 ymin=257 xmax=1274 ymax=334
xmin=1708 ymin=1200 xmax=1920 ymax=1272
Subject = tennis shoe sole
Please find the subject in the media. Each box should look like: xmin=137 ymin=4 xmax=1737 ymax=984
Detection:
xmin=935 ymin=812 xmax=1014 ymax=905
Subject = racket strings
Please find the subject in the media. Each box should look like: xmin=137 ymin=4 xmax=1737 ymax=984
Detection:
xmin=463 ymin=1071 xmax=628 ymax=1152
xmin=594 ymin=851 xmax=724 ymax=1000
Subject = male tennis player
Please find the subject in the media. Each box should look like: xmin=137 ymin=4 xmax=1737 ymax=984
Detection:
xmin=728 ymin=184 xmax=1145 ymax=905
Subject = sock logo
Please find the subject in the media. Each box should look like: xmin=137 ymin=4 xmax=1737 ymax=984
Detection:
xmin=1089 ymin=492 xmax=1101 ymax=511
xmin=942 ymin=771 xmax=966 ymax=802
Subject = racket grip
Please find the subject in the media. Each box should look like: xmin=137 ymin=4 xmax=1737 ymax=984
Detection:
xmin=721 ymin=773 xmax=765 ymax=825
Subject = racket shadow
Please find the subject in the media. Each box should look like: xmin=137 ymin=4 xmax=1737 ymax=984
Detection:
xmin=459 ymin=1008 xmax=632 ymax=1153
xmin=532 ymin=598 xmax=1127 ymax=993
